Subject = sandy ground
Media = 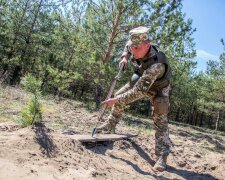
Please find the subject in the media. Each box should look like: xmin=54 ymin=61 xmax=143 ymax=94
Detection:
xmin=0 ymin=87 xmax=225 ymax=180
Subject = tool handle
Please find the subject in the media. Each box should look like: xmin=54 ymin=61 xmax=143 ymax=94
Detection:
xmin=115 ymin=64 xmax=124 ymax=80
xmin=96 ymin=64 xmax=124 ymax=124
xmin=105 ymin=64 xmax=124 ymax=100
xmin=92 ymin=64 xmax=124 ymax=137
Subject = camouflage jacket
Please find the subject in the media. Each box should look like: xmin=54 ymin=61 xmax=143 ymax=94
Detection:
xmin=117 ymin=43 xmax=171 ymax=103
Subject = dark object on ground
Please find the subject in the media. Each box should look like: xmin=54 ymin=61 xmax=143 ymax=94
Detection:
xmin=69 ymin=133 xmax=137 ymax=142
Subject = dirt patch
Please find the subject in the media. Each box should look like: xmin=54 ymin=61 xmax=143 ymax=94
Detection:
xmin=0 ymin=122 xmax=20 ymax=132
xmin=0 ymin=93 xmax=224 ymax=179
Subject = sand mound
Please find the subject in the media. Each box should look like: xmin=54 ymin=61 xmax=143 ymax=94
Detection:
xmin=0 ymin=91 xmax=224 ymax=179
xmin=0 ymin=117 xmax=224 ymax=180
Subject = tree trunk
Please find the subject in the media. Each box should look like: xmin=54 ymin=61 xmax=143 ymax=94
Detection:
xmin=94 ymin=85 xmax=102 ymax=109
xmin=189 ymin=106 xmax=197 ymax=125
xmin=194 ymin=112 xmax=199 ymax=126
xmin=175 ymin=107 xmax=180 ymax=122
xmin=215 ymin=111 xmax=220 ymax=131
xmin=208 ymin=115 xmax=212 ymax=129
xmin=199 ymin=112 xmax=204 ymax=127
xmin=103 ymin=9 xmax=123 ymax=63
xmin=186 ymin=112 xmax=190 ymax=124
xmin=10 ymin=65 xmax=22 ymax=85
xmin=80 ymin=85 xmax=85 ymax=99
xmin=21 ymin=0 xmax=43 ymax=64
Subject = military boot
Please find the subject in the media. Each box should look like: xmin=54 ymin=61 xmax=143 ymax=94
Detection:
xmin=96 ymin=122 xmax=116 ymax=134
xmin=152 ymin=156 xmax=167 ymax=172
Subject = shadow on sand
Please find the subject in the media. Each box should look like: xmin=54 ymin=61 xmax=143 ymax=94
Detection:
xmin=86 ymin=139 xmax=217 ymax=180
xmin=33 ymin=122 xmax=57 ymax=157
xmin=83 ymin=141 xmax=114 ymax=155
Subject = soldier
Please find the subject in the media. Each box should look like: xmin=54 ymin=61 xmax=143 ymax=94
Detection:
xmin=97 ymin=26 xmax=172 ymax=172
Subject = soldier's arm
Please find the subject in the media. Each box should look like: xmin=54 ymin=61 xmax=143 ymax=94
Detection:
xmin=119 ymin=41 xmax=132 ymax=68
xmin=116 ymin=63 xmax=165 ymax=104
xmin=120 ymin=41 xmax=132 ymax=60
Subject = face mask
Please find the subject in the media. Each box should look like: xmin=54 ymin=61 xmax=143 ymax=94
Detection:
xmin=130 ymin=42 xmax=151 ymax=59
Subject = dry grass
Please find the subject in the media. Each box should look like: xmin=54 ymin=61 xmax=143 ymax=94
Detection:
xmin=0 ymin=85 xmax=28 ymax=123
xmin=1 ymin=84 xmax=224 ymax=145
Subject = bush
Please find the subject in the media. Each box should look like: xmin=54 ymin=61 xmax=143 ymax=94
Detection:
xmin=20 ymin=74 xmax=42 ymax=94
xmin=17 ymin=95 xmax=42 ymax=127
xmin=18 ymin=74 xmax=42 ymax=127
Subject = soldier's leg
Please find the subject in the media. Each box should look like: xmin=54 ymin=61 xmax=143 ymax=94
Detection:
xmin=146 ymin=90 xmax=157 ymax=116
xmin=107 ymin=82 xmax=132 ymax=128
xmin=97 ymin=82 xmax=133 ymax=132
xmin=153 ymin=98 xmax=170 ymax=157
xmin=151 ymin=85 xmax=170 ymax=171
xmin=98 ymin=82 xmax=146 ymax=133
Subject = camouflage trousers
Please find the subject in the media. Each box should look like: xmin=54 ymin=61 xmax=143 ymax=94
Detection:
xmin=107 ymin=82 xmax=170 ymax=157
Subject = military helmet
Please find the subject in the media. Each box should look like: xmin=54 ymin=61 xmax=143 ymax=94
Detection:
xmin=129 ymin=26 xmax=149 ymax=46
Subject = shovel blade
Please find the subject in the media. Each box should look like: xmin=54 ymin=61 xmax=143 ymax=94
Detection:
xmin=68 ymin=133 xmax=137 ymax=142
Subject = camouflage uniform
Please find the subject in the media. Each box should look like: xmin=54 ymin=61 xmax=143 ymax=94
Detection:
xmin=107 ymin=64 xmax=171 ymax=157
xmin=99 ymin=27 xmax=171 ymax=169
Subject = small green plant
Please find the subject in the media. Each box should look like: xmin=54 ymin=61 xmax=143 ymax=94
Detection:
xmin=18 ymin=95 xmax=42 ymax=127
xmin=17 ymin=74 xmax=42 ymax=127
xmin=20 ymin=74 xmax=42 ymax=94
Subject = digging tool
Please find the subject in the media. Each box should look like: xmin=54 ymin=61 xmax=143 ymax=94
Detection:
xmin=71 ymin=133 xmax=137 ymax=142
xmin=91 ymin=64 xmax=124 ymax=137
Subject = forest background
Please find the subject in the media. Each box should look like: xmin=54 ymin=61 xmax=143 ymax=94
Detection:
xmin=0 ymin=0 xmax=224 ymax=131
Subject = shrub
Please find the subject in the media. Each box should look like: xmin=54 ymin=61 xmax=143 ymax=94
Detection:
xmin=18 ymin=95 xmax=42 ymax=127
xmin=18 ymin=74 xmax=42 ymax=127
xmin=20 ymin=74 xmax=42 ymax=95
